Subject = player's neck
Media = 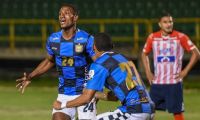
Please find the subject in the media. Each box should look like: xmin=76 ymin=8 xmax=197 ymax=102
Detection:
xmin=62 ymin=26 xmax=76 ymax=40
xmin=161 ymin=31 xmax=169 ymax=36
xmin=96 ymin=51 xmax=105 ymax=59
xmin=161 ymin=30 xmax=172 ymax=37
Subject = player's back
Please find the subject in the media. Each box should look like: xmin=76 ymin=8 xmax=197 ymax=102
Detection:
xmin=94 ymin=52 xmax=154 ymax=113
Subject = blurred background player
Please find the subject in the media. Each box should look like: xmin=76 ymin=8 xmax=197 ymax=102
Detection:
xmin=53 ymin=33 xmax=155 ymax=120
xmin=16 ymin=4 xmax=97 ymax=120
xmin=141 ymin=12 xmax=200 ymax=120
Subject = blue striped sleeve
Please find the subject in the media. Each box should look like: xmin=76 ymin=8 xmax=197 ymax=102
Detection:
xmin=86 ymin=63 xmax=108 ymax=91
xmin=86 ymin=35 xmax=95 ymax=57
xmin=46 ymin=36 xmax=54 ymax=56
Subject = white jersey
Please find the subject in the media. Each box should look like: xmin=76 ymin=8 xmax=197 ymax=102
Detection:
xmin=143 ymin=30 xmax=195 ymax=84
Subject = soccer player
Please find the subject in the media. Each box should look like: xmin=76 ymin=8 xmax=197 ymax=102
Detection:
xmin=53 ymin=33 xmax=155 ymax=120
xmin=141 ymin=12 xmax=200 ymax=120
xmin=16 ymin=4 xmax=97 ymax=120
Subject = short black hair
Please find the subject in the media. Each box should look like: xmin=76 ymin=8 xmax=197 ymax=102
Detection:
xmin=61 ymin=3 xmax=79 ymax=16
xmin=159 ymin=11 xmax=172 ymax=21
xmin=94 ymin=33 xmax=113 ymax=52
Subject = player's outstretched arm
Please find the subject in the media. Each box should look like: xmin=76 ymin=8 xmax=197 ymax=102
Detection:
xmin=175 ymin=47 xmax=200 ymax=80
xmin=53 ymin=89 xmax=96 ymax=110
xmin=141 ymin=52 xmax=154 ymax=85
xmin=16 ymin=54 xmax=55 ymax=94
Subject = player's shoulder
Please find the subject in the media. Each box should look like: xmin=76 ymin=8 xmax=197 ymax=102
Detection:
xmin=95 ymin=52 xmax=128 ymax=69
xmin=148 ymin=31 xmax=161 ymax=39
xmin=112 ymin=53 xmax=129 ymax=63
xmin=48 ymin=30 xmax=62 ymax=41
xmin=93 ymin=53 xmax=112 ymax=69
xmin=50 ymin=30 xmax=62 ymax=37
xmin=152 ymin=31 xmax=162 ymax=37
xmin=77 ymin=29 xmax=93 ymax=38
xmin=90 ymin=62 xmax=107 ymax=73
xmin=75 ymin=29 xmax=94 ymax=42
xmin=172 ymin=30 xmax=188 ymax=38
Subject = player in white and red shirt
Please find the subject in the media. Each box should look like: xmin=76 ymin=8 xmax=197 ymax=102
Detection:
xmin=142 ymin=12 xmax=200 ymax=120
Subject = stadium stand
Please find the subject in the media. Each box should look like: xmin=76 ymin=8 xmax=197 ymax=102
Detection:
xmin=0 ymin=0 xmax=199 ymax=76
xmin=0 ymin=0 xmax=200 ymax=18
xmin=0 ymin=0 xmax=200 ymax=51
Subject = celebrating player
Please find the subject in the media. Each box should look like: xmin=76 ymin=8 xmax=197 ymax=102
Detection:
xmin=53 ymin=33 xmax=155 ymax=120
xmin=16 ymin=4 xmax=97 ymax=120
xmin=141 ymin=12 xmax=200 ymax=120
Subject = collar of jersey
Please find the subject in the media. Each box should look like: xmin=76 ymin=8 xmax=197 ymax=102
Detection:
xmin=60 ymin=29 xmax=80 ymax=41
xmin=100 ymin=51 xmax=114 ymax=57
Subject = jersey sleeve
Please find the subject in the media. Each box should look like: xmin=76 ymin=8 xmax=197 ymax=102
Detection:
xmin=180 ymin=34 xmax=195 ymax=52
xmin=86 ymin=63 xmax=108 ymax=91
xmin=143 ymin=34 xmax=153 ymax=54
xmin=46 ymin=36 xmax=54 ymax=56
xmin=86 ymin=35 xmax=95 ymax=57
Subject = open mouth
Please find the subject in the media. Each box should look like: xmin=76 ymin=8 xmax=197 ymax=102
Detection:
xmin=60 ymin=18 xmax=66 ymax=24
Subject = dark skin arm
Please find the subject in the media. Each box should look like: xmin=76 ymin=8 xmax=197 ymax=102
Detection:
xmin=16 ymin=54 xmax=55 ymax=94
xmin=53 ymin=90 xmax=118 ymax=110
xmin=91 ymin=55 xmax=97 ymax=61
xmin=174 ymin=47 xmax=200 ymax=80
xmin=53 ymin=89 xmax=96 ymax=109
xmin=95 ymin=91 xmax=118 ymax=101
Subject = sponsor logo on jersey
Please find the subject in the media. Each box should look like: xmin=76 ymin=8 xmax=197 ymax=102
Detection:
xmin=77 ymin=37 xmax=84 ymax=41
xmin=52 ymin=37 xmax=59 ymax=40
xmin=157 ymin=56 xmax=175 ymax=62
xmin=51 ymin=47 xmax=57 ymax=50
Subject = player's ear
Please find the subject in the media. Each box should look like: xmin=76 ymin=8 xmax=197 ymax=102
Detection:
xmin=74 ymin=15 xmax=78 ymax=22
xmin=93 ymin=44 xmax=96 ymax=51
xmin=93 ymin=44 xmax=98 ymax=53
xmin=158 ymin=22 xmax=161 ymax=28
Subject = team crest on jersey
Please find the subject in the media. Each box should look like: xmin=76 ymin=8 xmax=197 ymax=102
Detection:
xmin=75 ymin=43 xmax=83 ymax=53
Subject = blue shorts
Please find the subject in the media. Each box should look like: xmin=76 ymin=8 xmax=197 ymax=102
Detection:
xmin=150 ymin=82 xmax=184 ymax=113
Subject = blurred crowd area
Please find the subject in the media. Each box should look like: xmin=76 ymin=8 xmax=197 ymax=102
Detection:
xmin=1 ymin=0 xmax=200 ymax=19
xmin=0 ymin=0 xmax=200 ymax=78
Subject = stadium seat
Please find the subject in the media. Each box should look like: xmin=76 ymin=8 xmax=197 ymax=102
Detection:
xmin=31 ymin=1 xmax=39 ymax=18
xmin=47 ymin=25 xmax=54 ymax=35
xmin=1 ymin=0 xmax=200 ymax=43
xmin=0 ymin=25 xmax=9 ymax=36
xmin=1 ymin=3 xmax=9 ymax=18
xmin=105 ymin=24 xmax=133 ymax=36
xmin=21 ymin=2 xmax=30 ymax=18
xmin=52 ymin=4 xmax=59 ymax=19
xmin=78 ymin=24 xmax=99 ymax=35
xmin=175 ymin=23 xmax=196 ymax=36
xmin=1 ymin=0 xmax=199 ymax=19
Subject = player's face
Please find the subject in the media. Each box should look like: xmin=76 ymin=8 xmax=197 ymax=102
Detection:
xmin=59 ymin=6 xmax=78 ymax=29
xmin=159 ymin=16 xmax=173 ymax=34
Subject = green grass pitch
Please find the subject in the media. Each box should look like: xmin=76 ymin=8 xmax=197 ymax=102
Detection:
xmin=0 ymin=86 xmax=200 ymax=120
